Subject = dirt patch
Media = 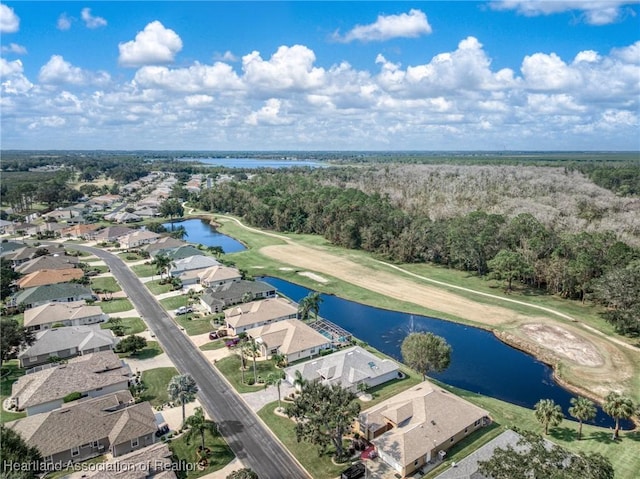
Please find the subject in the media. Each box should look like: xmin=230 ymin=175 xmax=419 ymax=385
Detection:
xmin=520 ymin=323 xmax=604 ymax=367
xmin=298 ymin=271 xmax=328 ymax=283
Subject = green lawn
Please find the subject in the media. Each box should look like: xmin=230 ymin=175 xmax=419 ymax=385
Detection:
xmin=358 ymin=366 xmax=422 ymax=409
xmin=118 ymin=341 xmax=163 ymax=360
xmin=85 ymin=264 xmax=109 ymax=274
xmin=168 ymin=428 xmax=235 ymax=478
xmin=131 ymin=263 xmax=158 ymax=278
xmin=99 ymin=298 xmax=134 ymax=314
xmin=0 ymin=360 xmax=26 ymax=423
xmin=215 ymin=355 xmax=280 ymax=393
xmin=101 ymin=317 xmax=147 ymax=335
xmin=257 ymin=401 xmax=345 ymax=479
xmin=175 ymin=314 xmax=214 ymax=336
xmin=200 ymin=340 xmax=226 ymax=351
xmin=118 ymin=252 xmax=146 ymax=262
xmin=90 ymin=276 xmax=121 ymax=293
xmin=160 ymin=295 xmax=189 ymax=311
xmin=140 ymin=367 xmax=178 ymax=407
xmin=146 ymin=279 xmax=174 ymax=295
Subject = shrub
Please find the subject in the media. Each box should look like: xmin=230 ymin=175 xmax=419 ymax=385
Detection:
xmin=63 ymin=392 xmax=83 ymax=403
xmin=246 ymin=378 xmax=255 ymax=386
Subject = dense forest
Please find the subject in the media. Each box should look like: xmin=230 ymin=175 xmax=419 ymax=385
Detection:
xmin=196 ymin=170 xmax=640 ymax=335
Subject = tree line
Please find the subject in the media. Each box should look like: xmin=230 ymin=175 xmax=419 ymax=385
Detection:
xmin=197 ymin=171 xmax=639 ymax=335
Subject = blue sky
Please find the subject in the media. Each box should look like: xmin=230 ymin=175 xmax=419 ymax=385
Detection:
xmin=1 ymin=1 xmax=639 ymax=150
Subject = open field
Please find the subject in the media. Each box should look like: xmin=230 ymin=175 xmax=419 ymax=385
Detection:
xmin=216 ymin=215 xmax=640 ymax=404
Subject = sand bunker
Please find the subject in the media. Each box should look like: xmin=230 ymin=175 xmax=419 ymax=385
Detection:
xmin=521 ymin=323 xmax=604 ymax=367
xmin=298 ymin=271 xmax=328 ymax=283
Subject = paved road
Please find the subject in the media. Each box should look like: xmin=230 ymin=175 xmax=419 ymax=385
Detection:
xmin=71 ymin=244 xmax=310 ymax=479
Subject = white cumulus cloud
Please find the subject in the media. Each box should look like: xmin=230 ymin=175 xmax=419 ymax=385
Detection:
xmin=246 ymin=98 xmax=292 ymax=125
xmin=336 ymin=9 xmax=432 ymax=42
xmin=490 ymin=0 xmax=635 ymax=25
xmin=81 ymin=8 xmax=107 ymax=29
xmin=39 ymin=55 xmax=110 ymax=86
xmin=118 ymin=21 xmax=183 ymax=67
xmin=0 ymin=3 xmax=20 ymax=33
xmin=57 ymin=13 xmax=72 ymax=30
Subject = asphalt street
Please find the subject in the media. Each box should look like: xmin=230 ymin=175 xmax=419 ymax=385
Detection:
xmin=71 ymin=244 xmax=311 ymax=479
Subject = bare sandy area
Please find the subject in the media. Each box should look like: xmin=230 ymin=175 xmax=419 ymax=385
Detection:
xmin=520 ymin=323 xmax=603 ymax=367
xmin=262 ymin=244 xmax=537 ymax=327
xmin=298 ymin=271 xmax=328 ymax=283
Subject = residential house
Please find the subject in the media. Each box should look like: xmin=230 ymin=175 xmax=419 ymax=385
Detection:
xmin=246 ymin=319 xmax=332 ymax=364
xmin=169 ymin=254 xmax=220 ymax=285
xmin=356 ymin=381 xmax=491 ymax=477
xmin=16 ymin=268 xmax=85 ymax=289
xmin=18 ymin=325 xmax=118 ymax=367
xmin=223 ymin=296 xmax=298 ymax=335
xmin=104 ymin=211 xmax=142 ymax=224
xmin=200 ymin=280 xmax=277 ymax=314
xmin=284 ymin=346 xmax=400 ymax=393
xmin=11 ymin=283 xmax=93 ymax=309
xmin=142 ymin=236 xmax=185 ymax=255
xmin=133 ymin=205 xmax=160 ymax=217
xmin=198 ymin=265 xmax=242 ymax=288
xmin=42 ymin=209 xmax=78 ymax=222
xmin=88 ymin=194 xmax=122 ymax=208
xmin=23 ymin=301 xmax=107 ymax=331
xmin=60 ymin=223 xmax=100 ymax=239
xmin=10 ymin=350 xmax=132 ymax=416
xmin=15 ymin=255 xmax=80 ymax=274
xmin=74 ymin=442 xmax=176 ymax=479
xmin=119 ymin=230 xmax=161 ymax=249
xmin=162 ymin=245 xmax=205 ymax=261
xmin=4 ymin=244 xmax=66 ymax=267
xmin=0 ymin=219 xmax=13 ymax=233
xmin=0 ymin=240 xmax=26 ymax=257
xmin=6 ymin=390 xmax=157 ymax=464
xmin=93 ymin=226 xmax=135 ymax=243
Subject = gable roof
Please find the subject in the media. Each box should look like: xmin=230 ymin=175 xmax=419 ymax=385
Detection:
xmin=143 ymin=236 xmax=185 ymax=254
xmin=224 ymin=296 xmax=297 ymax=328
xmin=198 ymin=265 xmax=242 ymax=284
xmin=60 ymin=224 xmax=101 ymax=237
xmin=247 ymin=319 xmax=330 ymax=356
xmin=11 ymin=351 xmax=131 ymax=409
xmin=165 ymin=246 xmax=206 ymax=261
xmin=16 ymin=268 xmax=84 ymax=289
xmin=18 ymin=325 xmax=117 ymax=359
xmin=4 ymin=244 xmax=66 ymax=262
xmin=6 ymin=390 xmax=157 ymax=458
xmin=12 ymin=283 xmax=93 ymax=306
xmin=284 ymin=346 xmax=399 ymax=389
xmin=171 ymin=254 xmax=219 ymax=272
xmin=76 ymin=442 xmax=176 ymax=479
xmin=93 ymin=226 xmax=136 ymax=241
xmin=365 ymin=381 xmax=489 ymax=468
xmin=23 ymin=301 xmax=104 ymax=328
xmin=15 ymin=255 xmax=80 ymax=274
xmin=0 ymin=241 xmax=27 ymax=255
xmin=202 ymin=280 xmax=276 ymax=307
xmin=118 ymin=230 xmax=160 ymax=244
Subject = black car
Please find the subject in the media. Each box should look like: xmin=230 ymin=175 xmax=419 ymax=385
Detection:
xmin=340 ymin=463 xmax=365 ymax=479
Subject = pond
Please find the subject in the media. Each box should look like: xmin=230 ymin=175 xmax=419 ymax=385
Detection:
xmin=178 ymin=157 xmax=326 ymax=168
xmin=261 ymin=276 xmax=632 ymax=430
xmin=162 ymin=219 xmax=246 ymax=253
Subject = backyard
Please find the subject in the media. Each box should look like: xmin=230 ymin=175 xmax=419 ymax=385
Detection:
xmin=0 ymin=360 xmax=25 ymax=423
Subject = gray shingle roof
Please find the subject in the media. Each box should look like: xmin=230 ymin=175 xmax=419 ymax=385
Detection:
xmin=12 ymin=283 xmax=93 ymax=306
xmin=15 ymin=255 xmax=80 ymax=274
xmin=201 ymin=280 xmax=276 ymax=306
xmin=11 ymin=350 xmax=131 ymax=410
xmin=18 ymin=325 xmax=117 ymax=360
xmin=6 ymin=390 xmax=157 ymax=458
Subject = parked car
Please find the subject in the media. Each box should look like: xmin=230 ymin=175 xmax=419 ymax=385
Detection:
xmin=175 ymin=306 xmax=193 ymax=315
xmin=341 ymin=463 xmax=365 ymax=479
xmin=225 ymin=338 xmax=241 ymax=348
xmin=209 ymin=331 xmax=219 ymax=340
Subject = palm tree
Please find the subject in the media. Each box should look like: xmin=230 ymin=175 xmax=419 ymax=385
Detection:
xmin=292 ymin=370 xmax=307 ymax=391
xmin=266 ymin=372 xmax=284 ymax=410
xmin=272 ymin=352 xmax=286 ymax=368
xmin=236 ymin=348 xmax=247 ymax=385
xmin=534 ymin=398 xmax=563 ymax=435
xmin=243 ymin=339 xmax=259 ymax=384
xmin=569 ymin=396 xmax=596 ymax=440
xmin=226 ymin=468 xmax=258 ymax=479
xmin=153 ymin=253 xmax=174 ymax=280
xmin=299 ymin=292 xmax=322 ymax=321
xmin=184 ymin=407 xmax=217 ymax=451
xmin=167 ymin=374 xmax=199 ymax=428
xmin=603 ymin=392 xmax=635 ymax=439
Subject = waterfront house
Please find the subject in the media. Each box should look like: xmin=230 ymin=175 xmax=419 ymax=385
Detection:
xmin=93 ymin=226 xmax=135 ymax=243
xmin=356 ymin=381 xmax=491 ymax=477
xmin=118 ymin=230 xmax=161 ymax=249
xmin=198 ymin=265 xmax=242 ymax=288
xmin=142 ymin=236 xmax=185 ymax=255
xmin=200 ymin=280 xmax=277 ymax=314
xmin=169 ymin=254 xmax=220 ymax=285
xmin=246 ymin=318 xmax=332 ymax=364
xmin=284 ymin=346 xmax=399 ymax=393
xmin=224 ymin=297 xmax=298 ymax=335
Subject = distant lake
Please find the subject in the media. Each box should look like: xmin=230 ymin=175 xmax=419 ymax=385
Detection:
xmin=261 ymin=276 xmax=633 ymax=430
xmin=162 ymin=219 xmax=246 ymax=253
xmin=179 ymin=157 xmax=326 ymax=169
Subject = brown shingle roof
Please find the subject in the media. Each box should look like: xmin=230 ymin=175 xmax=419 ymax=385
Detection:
xmin=16 ymin=268 xmax=84 ymax=289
